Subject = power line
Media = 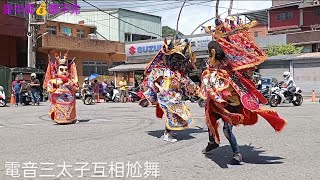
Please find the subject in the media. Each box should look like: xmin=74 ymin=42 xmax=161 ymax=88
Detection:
xmin=82 ymin=0 xmax=163 ymax=37
xmin=90 ymin=1 xmax=213 ymax=21
xmin=79 ymin=1 xmax=184 ymax=9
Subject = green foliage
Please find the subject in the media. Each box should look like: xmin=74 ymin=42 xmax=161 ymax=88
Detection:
xmin=266 ymin=44 xmax=303 ymax=56
xmin=162 ymin=26 xmax=184 ymax=37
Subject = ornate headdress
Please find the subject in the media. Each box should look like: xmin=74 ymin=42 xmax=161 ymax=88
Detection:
xmin=43 ymin=50 xmax=78 ymax=89
xmin=203 ymin=17 xmax=267 ymax=71
xmin=144 ymin=37 xmax=197 ymax=75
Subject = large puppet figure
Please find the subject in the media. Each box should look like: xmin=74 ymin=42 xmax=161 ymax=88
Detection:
xmin=144 ymin=37 xmax=199 ymax=142
xmin=200 ymin=18 xmax=287 ymax=164
xmin=43 ymin=51 xmax=79 ymax=124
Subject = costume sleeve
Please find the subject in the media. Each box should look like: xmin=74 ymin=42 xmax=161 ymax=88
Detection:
xmin=47 ymin=80 xmax=56 ymax=93
xmin=181 ymin=75 xmax=200 ymax=96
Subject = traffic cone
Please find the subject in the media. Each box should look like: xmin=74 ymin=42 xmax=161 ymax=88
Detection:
xmin=10 ymin=94 xmax=15 ymax=105
xmin=312 ymin=90 xmax=316 ymax=102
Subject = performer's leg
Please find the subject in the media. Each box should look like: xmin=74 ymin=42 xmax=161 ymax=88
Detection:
xmin=223 ymin=122 xmax=243 ymax=164
xmin=163 ymin=127 xmax=177 ymax=142
xmin=202 ymin=128 xmax=219 ymax=153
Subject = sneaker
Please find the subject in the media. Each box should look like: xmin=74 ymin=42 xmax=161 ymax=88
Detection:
xmin=37 ymin=102 xmax=40 ymax=106
xmin=202 ymin=142 xmax=219 ymax=154
xmin=230 ymin=153 xmax=244 ymax=165
xmin=162 ymin=134 xmax=177 ymax=142
xmin=32 ymin=103 xmax=35 ymax=106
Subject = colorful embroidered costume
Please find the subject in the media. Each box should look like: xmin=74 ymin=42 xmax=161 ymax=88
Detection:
xmin=43 ymin=51 xmax=79 ymax=124
xmin=201 ymin=18 xmax=287 ymax=145
xmin=144 ymin=38 xmax=199 ymax=141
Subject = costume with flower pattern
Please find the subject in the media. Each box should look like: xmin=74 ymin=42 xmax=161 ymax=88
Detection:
xmin=200 ymin=17 xmax=287 ymax=145
xmin=43 ymin=51 xmax=79 ymax=124
xmin=143 ymin=38 xmax=199 ymax=140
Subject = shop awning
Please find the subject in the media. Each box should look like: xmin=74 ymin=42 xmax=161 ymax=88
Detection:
xmin=108 ymin=63 xmax=148 ymax=72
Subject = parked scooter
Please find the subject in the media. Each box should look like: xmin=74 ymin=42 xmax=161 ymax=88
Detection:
xmin=269 ymin=83 xmax=303 ymax=107
xmin=105 ymin=88 xmax=120 ymax=102
xmin=0 ymin=86 xmax=6 ymax=107
xmin=198 ymin=98 xmax=205 ymax=108
xmin=128 ymin=87 xmax=141 ymax=102
xmin=20 ymin=90 xmax=32 ymax=105
xmin=139 ymin=89 xmax=157 ymax=107
xmin=82 ymin=86 xmax=95 ymax=105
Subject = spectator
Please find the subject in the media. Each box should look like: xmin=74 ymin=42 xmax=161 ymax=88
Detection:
xmin=93 ymin=79 xmax=100 ymax=102
xmin=11 ymin=76 xmax=23 ymax=107
xmin=29 ymin=73 xmax=41 ymax=106
xmin=134 ymin=79 xmax=139 ymax=88
xmin=119 ymin=77 xmax=127 ymax=103
xmin=101 ymin=79 xmax=109 ymax=102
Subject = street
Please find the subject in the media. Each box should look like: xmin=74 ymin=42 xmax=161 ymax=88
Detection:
xmin=0 ymin=101 xmax=319 ymax=180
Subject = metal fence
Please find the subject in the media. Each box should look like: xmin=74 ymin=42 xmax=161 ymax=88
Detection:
xmin=0 ymin=66 xmax=12 ymax=101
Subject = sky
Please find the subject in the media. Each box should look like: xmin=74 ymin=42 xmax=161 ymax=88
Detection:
xmin=79 ymin=0 xmax=272 ymax=35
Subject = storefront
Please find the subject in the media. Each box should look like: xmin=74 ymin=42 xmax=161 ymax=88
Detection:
xmin=108 ymin=34 xmax=213 ymax=86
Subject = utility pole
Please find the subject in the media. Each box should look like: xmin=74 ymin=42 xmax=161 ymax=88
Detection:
xmin=27 ymin=0 xmax=47 ymax=68
xmin=27 ymin=10 xmax=34 ymax=68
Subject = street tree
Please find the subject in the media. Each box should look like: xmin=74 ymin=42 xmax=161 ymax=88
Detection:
xmin=267 ymin=44 xmax=303 ymax=56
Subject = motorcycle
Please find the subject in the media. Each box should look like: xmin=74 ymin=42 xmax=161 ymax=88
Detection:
xmin=20 ymin=90 xmax=32 ymax=105
xmin=139 ymin=89 xmax=157 ymax=107
xmin=105 ymin=88 xmax=120 ymax=102
xmin=82 ymin=86 xmax=95 ymax=105
xmin=198 ymin=98 xmax=205 ymax=108
xmin=258 ymin=86 xmax=271 ymax=104
xmin=128 ymin=88 xmax=141 ymax=103
xmin=269 ymin=83 xmax=303 ymax=107
xmin=0 ymin=86 xmax=6 ymax=107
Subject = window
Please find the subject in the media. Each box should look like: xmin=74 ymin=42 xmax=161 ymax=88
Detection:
xmin=48 ymin=26 xmax=56 ymax=35
xmin=77 ymin=29 xmax=85 ymax=38
xmin=62 ymin=27 xmax=72 ymax=37
xmin=254 ymin=31 xmax=259 ymax=37
xmin=125 ymin=33 xmax=131 ymax=42
xmin=276 ymin=12 xmax=293 ymax=20
xmin=83 ymin=61 xmax=109 ymax=76
xmin=316 ymin=9 xmax=320 ymax=16
xmin=7 ymin=0 xmax=25 ymax=18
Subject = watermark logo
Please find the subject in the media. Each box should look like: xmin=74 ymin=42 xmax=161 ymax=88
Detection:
xmin=5 ymin=161 xmax=160 ymax=178
xmin=3 ymin=3 xmax=81 ymax=16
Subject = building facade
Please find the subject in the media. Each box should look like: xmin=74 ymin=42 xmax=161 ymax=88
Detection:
xmin=53 ymin=8 xmax=162 ymax=43
xmin=37 ymin=21 xmax=126 ymax=85
xmin=0 ymin=0 xmax=27 ymax=67
xmin=268 ymin=0 xmax=320 ymax=52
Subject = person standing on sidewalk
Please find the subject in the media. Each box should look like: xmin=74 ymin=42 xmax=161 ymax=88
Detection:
xmin=119 ymin=77 xmax=127 ymax=103
xmin=29 ymin=73 xmax=41 ymax=106
xmin=101 ymin=79 xmax=109 ymax=102
xmin=93 ymin=79 xmax=100 ymax=103
xmin=11 ymin=76 xmax=23 ymax=107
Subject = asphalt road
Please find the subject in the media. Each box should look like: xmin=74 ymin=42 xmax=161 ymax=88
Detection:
xmin=0 ymin=101 xmax=319 ymax=180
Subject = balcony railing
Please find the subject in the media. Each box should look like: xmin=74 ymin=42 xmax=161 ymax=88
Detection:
xmin=39 ymin=34 xmax=125 ymax=54
xmin=287 ymin=30 xmax=320 ymax=44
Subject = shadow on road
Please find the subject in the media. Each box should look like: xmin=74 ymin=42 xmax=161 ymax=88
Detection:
xmin=205 ymin=144 xmax=285 ymax=168
xmin=147 ymin=126 xmax=207 ymax=141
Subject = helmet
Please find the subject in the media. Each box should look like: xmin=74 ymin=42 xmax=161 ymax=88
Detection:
xmin=84 ymin=77 xmax=89 ymax=81
xmin=283 ymin=71 xmax=290 ymax=79
xmin=31 ymin=73 xmax=36 ymax=78
xmin=0 ymin=86 xmax=3 ymax=91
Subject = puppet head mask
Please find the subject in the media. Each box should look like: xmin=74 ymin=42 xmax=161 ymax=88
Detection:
xmin=56 ymin=53 xmax=70 ymax=78
xmin=162 ymin=38 xmax=195 ymax=71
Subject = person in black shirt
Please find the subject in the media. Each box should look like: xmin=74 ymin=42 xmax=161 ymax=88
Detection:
xmin=29 ymin=73 xmax=41 ymax=106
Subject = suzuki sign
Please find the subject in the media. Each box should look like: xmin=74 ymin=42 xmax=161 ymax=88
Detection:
xmin=125 ymin=35 xmax=212 ymax=57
